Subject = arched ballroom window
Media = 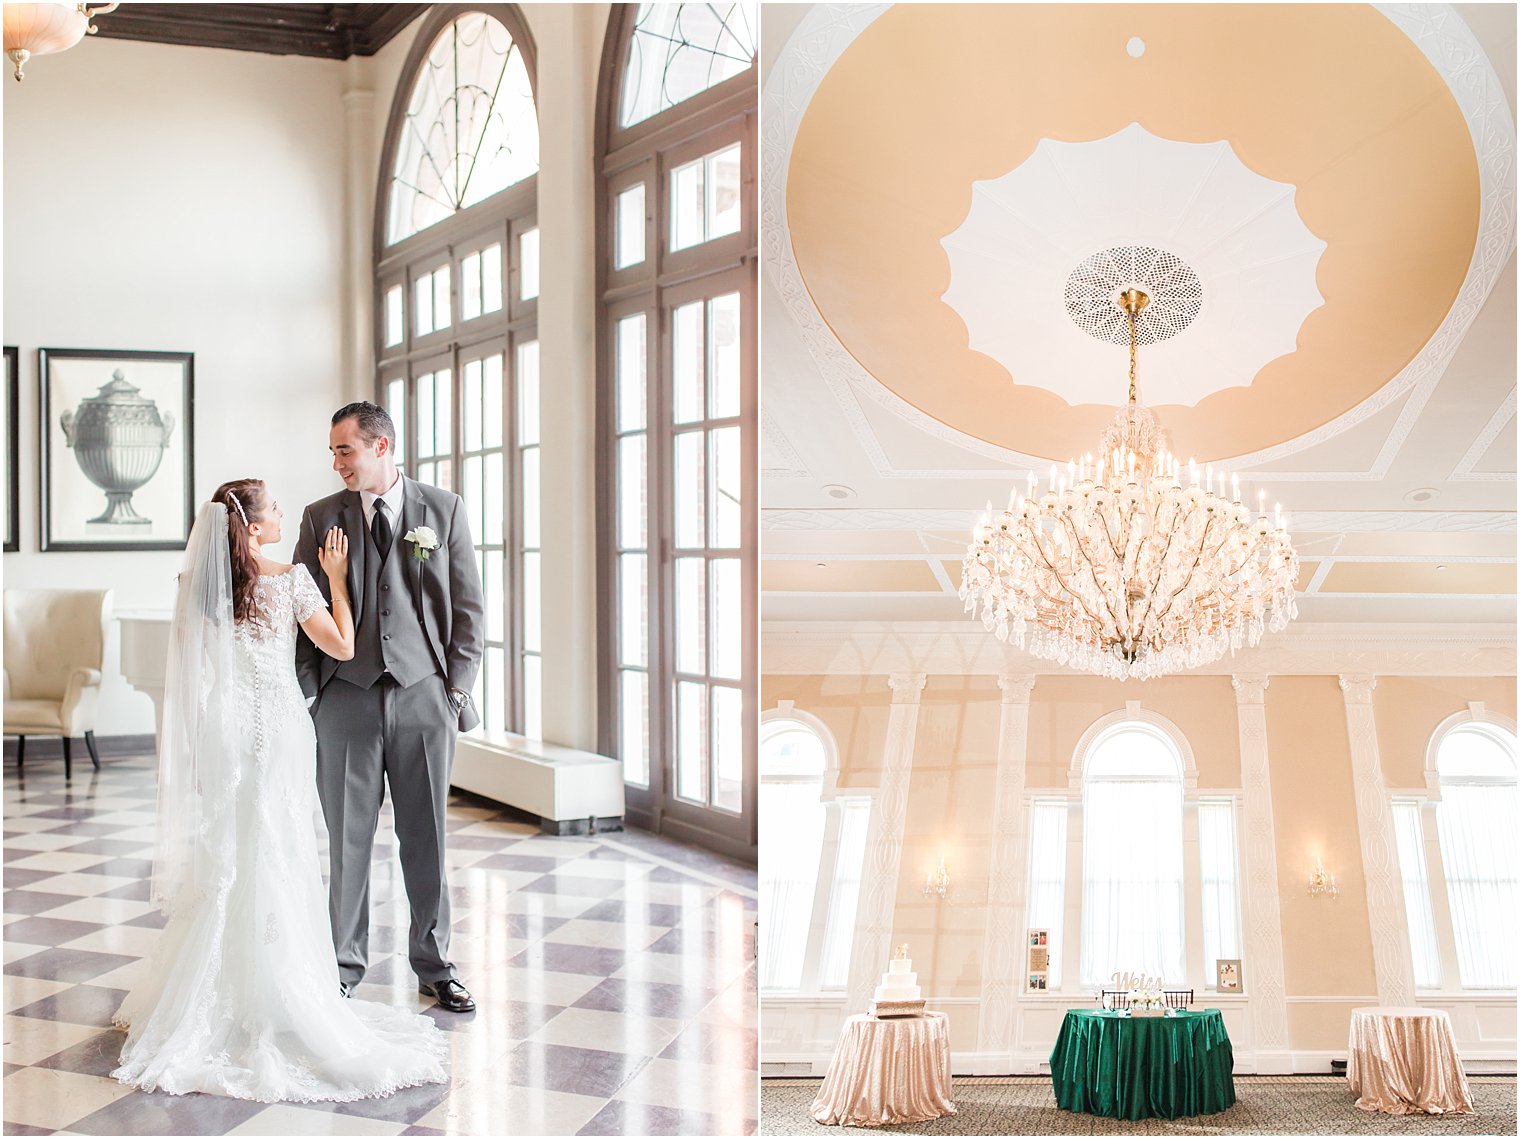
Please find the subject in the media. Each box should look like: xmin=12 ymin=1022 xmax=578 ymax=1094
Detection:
xmin=1078 ymin=720 xmax=1187 ymax=987
xmin=1432 ymin=721 xmax=1516 ymax=988
xmin=758 ymin=712 xmax=870 ymax=993
xmin=375 ymin=5 xmax=541 ymax=739
xmin=596 ymin=3 xmax=758 ymax=859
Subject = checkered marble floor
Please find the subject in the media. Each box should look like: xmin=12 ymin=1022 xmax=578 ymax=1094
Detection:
xmin=3 ymin=753 xmax=758 ymax=1135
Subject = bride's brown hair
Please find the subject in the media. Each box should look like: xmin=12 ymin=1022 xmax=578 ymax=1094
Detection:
xmin=213 ymin=479 xmax=268 ymax=623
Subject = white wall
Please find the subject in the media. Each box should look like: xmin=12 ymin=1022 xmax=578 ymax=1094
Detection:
xmin=3 ymin=36 xmax=349 ymax=734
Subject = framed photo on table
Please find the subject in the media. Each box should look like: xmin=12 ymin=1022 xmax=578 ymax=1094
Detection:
xmin=4 ymin=346 xmax=17 ymax=552
xmin=1216 ymin=958 xmax=1243 ymax=992
xmin=39 ymin=348 xmax=194 ymax=552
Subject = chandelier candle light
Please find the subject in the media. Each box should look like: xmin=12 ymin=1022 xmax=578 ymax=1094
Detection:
xmin=960 ymin=288 xmax=1299 ymax=680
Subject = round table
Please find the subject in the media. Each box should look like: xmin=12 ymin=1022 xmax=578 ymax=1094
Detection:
xmin=810 ymin=1012 xmax=957 ymax=1126
xmin=1347 ymin=1007 xmax=1473 ymax=1115
xmin=1050 ymin=1008 xmax=1236 ymax=1119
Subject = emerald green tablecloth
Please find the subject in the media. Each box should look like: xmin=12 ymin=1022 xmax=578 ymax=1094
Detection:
xmin=1050 ymin=1009 xmax=1236 ymax=1119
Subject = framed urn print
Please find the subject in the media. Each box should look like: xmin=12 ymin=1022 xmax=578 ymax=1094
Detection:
xmin=4 ymin=346 xmax=17 ymax=552
xmin=39 ymin=349 xmax=194 ymax=552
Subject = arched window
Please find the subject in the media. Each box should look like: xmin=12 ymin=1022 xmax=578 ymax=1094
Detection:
xmin=1079 ymin=721 xmax=1187 ymax=986
xmin=376 ymin=6 xmax=540 ymax=739
xmin=758 ymin=712 xmax=869 ymax=993
xmin=1433 ymin=721 xmax=1516 ymax=987
xmin=596 ymin=3 xmax=757 ymax=858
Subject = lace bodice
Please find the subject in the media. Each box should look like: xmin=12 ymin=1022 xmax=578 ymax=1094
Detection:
xmin=236 ymin=565 xmax=327 ymax=649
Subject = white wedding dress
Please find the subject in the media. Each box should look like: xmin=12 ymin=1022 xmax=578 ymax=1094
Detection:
xmin=113 ymin=556 xmax=447 ymax=1102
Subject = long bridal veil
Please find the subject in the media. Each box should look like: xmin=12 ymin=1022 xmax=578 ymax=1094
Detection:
xmin=151 ymin=501 xmax=243 ymax=916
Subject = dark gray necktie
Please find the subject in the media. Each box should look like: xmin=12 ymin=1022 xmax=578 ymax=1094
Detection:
xmin=372 ymin=498 xmax=392 ymax=559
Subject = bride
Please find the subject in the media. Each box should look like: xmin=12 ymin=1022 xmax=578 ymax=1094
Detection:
xmin=112 ymin=479 xmax=447 ymax=1102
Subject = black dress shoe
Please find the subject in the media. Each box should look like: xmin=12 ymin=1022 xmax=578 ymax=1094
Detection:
xmin=419 ymin=978 xmax=476 ymax=1012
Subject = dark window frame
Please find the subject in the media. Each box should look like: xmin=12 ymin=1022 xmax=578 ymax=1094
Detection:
xmin=595 ymin=4 xmax=758 ymax=862
xmin=374 ymin=3 xmax=541 ymax=738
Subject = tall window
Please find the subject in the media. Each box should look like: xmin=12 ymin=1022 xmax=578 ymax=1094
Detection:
xmin=597 ymin=3 xmax=758 ymax=859
xmin=1024 ymin=799 xmax=1069 ymax=989
xmin=1392 ymin=798 xmax=1442 ymax=988
xmin=376 ymin=7 xmax=540 ymax=738
xmin=1433 ymin=722 xmax=1516 ymax=988
xmin=1197 ymin=799 xmax=1242 ymax=989
xmin=759 ymin=715 xmax=869 ymax=993
xmin=1079 ymin=722 xmax=1186 ymax=986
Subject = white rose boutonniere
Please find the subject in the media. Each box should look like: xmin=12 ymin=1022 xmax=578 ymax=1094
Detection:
xmin=404 ymin=525 xmax=440 ymax=562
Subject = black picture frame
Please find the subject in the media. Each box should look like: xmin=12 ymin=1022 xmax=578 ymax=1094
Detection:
xmin=4 ymin=346 xmax=17 ymax=553
xmin=39 ymin=348 xmax=195 ymax=552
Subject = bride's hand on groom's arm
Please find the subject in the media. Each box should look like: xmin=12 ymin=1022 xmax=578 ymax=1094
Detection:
xmin=318 ymin=527 xmax=349 ymax=583
xmin=301 ymin=527 xmax=357 ymax=661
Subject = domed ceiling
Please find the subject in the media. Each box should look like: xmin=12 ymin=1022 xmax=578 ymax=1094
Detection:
xmin=783 ymin=3 xmax=1484 ymax=463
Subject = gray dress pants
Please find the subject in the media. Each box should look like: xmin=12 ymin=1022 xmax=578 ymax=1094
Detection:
xmin=313 ymin=674 xmax=458 ymax=987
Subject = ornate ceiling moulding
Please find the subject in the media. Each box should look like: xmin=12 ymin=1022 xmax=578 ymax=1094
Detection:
xmin=763 ymin=3 xmax=1513 ymax=470
xmin=758 ymin=621 xmax=1518 ymax=679
xmin=90 ymin=4 xmax=426 ymax=60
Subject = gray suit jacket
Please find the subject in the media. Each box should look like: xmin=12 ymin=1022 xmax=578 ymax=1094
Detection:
xmin=294 ymin=476 xmax=485 ymax=731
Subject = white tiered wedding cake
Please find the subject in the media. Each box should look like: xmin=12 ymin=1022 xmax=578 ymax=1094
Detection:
xmin=871 ymin=944 xmax=926 ymax=1017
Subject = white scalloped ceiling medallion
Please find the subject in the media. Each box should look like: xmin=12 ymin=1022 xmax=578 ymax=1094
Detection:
xmin=939 ymin=123 xmax=1327 ymax=409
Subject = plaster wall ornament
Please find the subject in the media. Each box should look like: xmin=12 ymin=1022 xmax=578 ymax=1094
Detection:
xmin=846 ymin=672 xmax=927 ymax=1013
xmin=761 ymin=4 xmax=1513 ymax=475
xmin=1231 ymin=675 xmax=1293 ymax=1071
xmin=1338 ymin=674 xmax=1417 ymax=1006
xmin=977 ymin=675 xmax=1036 ymax=1058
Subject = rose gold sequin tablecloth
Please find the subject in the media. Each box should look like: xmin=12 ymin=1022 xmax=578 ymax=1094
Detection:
xmin=1347 ymin=1007 xmax=1473 ymax=1115
xmin=810 ymin=1012 xmax=957 ymax=1127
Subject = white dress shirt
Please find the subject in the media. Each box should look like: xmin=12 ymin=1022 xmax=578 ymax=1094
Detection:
xmin=360 ymin=473 xmax=405 ymax=530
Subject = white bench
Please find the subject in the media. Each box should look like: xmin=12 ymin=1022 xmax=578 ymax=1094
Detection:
xmin=452 ymin=733 xmax=625 ymax=835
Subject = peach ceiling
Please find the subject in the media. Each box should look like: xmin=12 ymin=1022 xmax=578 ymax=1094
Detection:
xmin=785 ymin=3 xmax=1481 ymax=461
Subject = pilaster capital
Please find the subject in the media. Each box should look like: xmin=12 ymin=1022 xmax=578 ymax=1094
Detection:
xmin=1338 ymin=674 xmax=1378 ymax=705
xmin=888 ymin=673 xmax=927 ymax=704
xmin=1231 ymin=676 xmax=1271 ymax=705
xmin=997 ymin=674 xmax=1036 ymax=704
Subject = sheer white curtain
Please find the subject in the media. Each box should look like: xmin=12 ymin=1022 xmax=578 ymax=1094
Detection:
xmin=1198 ymin=800 xmax=1242 ymax=987
xmin=1392 ymin=799 xmax=1442 ymax=988
xmin=1025 ymin=800 xmax=1069 ymax=988
xmin=1436 ymin=783 xmax=1517 ymax=988
xmin=1079 ymin=725 xmax=1187 ymax=987
xmin=819 ymin=798 xmax=870 ymax=989
xmin=759 ymin=722 xmax=827 ymax=991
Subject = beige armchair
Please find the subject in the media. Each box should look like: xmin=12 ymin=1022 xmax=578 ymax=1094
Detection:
xmin=3 ymin=589 xmax=111 ymax=781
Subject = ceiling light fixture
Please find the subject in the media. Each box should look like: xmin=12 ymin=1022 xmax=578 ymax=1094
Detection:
xmin=959 ymin=287 xmax=1300 ymax=680
xmin=3 ymin=2 xmax=116 ymax=82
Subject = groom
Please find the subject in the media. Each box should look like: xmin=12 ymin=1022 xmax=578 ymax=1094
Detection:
xmin=294 ymin=401 xmax=484 ymax=1013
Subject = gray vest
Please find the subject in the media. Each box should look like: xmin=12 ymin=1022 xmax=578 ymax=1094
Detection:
xmin=336 ymin=508 xmax=435 ymax=689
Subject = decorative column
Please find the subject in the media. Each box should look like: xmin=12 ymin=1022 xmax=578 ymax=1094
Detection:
xmin=847 ymin=673 xmax=926 ymax=1014
xmin=1232 ymin=676 xmax=1291 ymax=1073
xmin=977 ymin=675 xmax=1036 ymax=1062
xmin=341 ymin=87 xmax=376 ymax=403
xmin=1339 ymin=675 xmax=1416 ymax=1006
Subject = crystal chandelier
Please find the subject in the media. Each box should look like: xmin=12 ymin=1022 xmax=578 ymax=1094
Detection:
xmin=959 ymin=288 xmax=1299 ymax=680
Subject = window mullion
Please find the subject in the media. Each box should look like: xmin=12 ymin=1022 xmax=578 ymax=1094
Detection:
xmin=1424 ymin=799 xmax=1463 ymax=991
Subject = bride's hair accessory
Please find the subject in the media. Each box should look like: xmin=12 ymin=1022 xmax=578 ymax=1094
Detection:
xmin=213 ymin=479 xmax=267 ymax=624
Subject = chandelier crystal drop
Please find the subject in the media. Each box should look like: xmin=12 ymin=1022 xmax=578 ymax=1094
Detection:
xmin=959 ymin=288 xmax=1299 ymax=680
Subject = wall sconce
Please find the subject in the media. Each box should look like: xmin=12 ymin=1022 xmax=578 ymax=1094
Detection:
xmin=1307 ymin=857 xmax=1338 ymax=899
xmin=923 ymin=855 xmax=950 ymax=900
